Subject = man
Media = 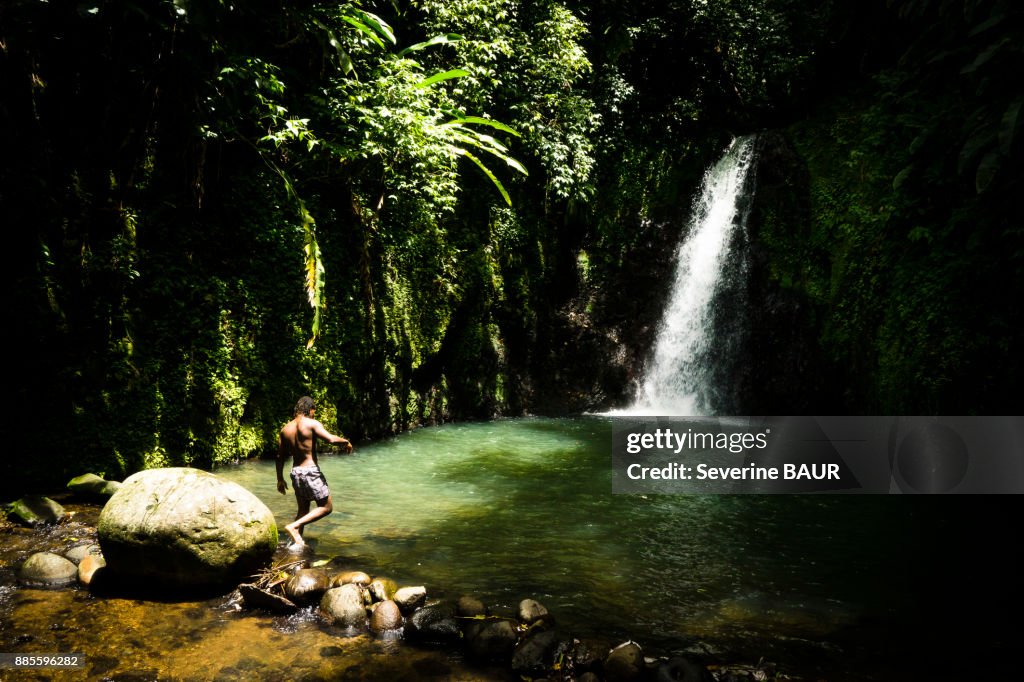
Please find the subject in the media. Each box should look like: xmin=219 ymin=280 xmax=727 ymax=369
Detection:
xmin=276 ymin=396 xmax=354 ymax=548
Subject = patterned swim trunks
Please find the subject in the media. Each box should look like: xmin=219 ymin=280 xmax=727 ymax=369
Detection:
xmin=290 ymin=465 xmax=330 ymax=504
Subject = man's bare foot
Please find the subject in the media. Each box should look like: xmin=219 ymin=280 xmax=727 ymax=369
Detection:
xmin=284 ymin=523 xmax=305 ymax=547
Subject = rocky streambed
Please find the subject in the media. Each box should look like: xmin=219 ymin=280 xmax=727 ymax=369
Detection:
xmin=2 ymin=484 xmax=789 ymax=681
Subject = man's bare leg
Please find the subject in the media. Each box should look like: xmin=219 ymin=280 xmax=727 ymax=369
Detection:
xmin=285 ymin=496 xmax=333 ymax=547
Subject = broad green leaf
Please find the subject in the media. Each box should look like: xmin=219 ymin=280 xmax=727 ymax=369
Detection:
xmin=398 ymin=33 xmax=462 ymax=57
xmin=343 ymin=16 xmax=386 ymax=49
xmin=454 ymin=148 xmax=512 ymax=206
xmin=416 ymin=69 xmax=469 ymax=89
xmin=446 ymin=116 xmax=520 ymax=137
xmin=356 ymin=10 xmax=396 ymax=45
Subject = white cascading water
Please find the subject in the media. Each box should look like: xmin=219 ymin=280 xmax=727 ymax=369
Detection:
xmin=629 ymin=137 xmax=757 ymax=416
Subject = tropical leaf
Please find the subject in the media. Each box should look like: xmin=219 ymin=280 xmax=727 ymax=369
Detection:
xmin=398 ymin=33 xmax=462 ymax=57
xmin=453 ymin=148 xmax=512 ymax=206
xmin=416 ymin=69 xmax=469 ymax=88
xmin=356 ymin=10 xmax=396 ymax=45
xmin=443 ymin=115 xmax=520 ymax=136
xmin=343 ymin=16 xmax=387 ymax=49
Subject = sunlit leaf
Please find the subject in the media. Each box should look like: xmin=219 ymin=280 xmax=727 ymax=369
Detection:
xmin=416 ymin=69 xmax=469 ymax=89
xmin=398 ymin=33 xmax=462 ymax=57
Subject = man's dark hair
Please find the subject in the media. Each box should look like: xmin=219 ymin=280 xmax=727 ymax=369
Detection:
xmin=294 ymin=396 xmax=316 ymax=417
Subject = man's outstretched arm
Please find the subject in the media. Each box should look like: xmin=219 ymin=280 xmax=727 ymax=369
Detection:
xmin=312 ymin=421 xmax=354 ymax=453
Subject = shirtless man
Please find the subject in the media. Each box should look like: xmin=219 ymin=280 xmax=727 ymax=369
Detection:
xmin=276 ymin=396 xmax=353 ymax=548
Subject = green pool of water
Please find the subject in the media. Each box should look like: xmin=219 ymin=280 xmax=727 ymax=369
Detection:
xmin=219 ymin=416 xmax=917 ymax=662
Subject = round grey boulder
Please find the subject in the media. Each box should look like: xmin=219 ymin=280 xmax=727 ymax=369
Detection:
xmin=19 ymin=552 xmax=78 ymax=586
xmin=321 ymin=584 xmax=366 ymax=628
xmin=97 ymin=468 xmax=277 ymax=588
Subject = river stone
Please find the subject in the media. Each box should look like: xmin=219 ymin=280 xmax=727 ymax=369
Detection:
xmin=605 ymin=641 xmax=644 ymax=682
xmin=67 ymin=473 xmax=121 ymax=499
xmin=368 ymin=577 xmax=397 ymax=602
xmin=285 ymin=569 xmax=330 ymax=605
xmin=97 ymin=468 xmax=277 ymax=587
xmin=518 ymin=598 xmax=551 ymax=626
xmin=577 ymin=674 xmax=601 ymax=682
xmin=331 ymin=570 xmax=371 ymax=588
xmin=394 ymin=586 xmax=426 ymax=613
xmin=7 ymin=496 xmax=67 ymax=527
xmin=456 ymin=595 xmax=487 ymax=617
xmin=370 ymin=600 xmax=403 ymax=632
xmin=65 ymin=544 xmax=102 ymax=564
xmin=404 ymin=604 xmax=461 ymax=644
xmin=19 ymin=552 xmax=79 ymax=586
xmin=654 ymin=656 xmax=712 ymax=682
xmin=78 ymin=554 xmax=106 ymax=586
xmin=321 ymin=584 xmax=366 ymax=628
xmin=466 ymin=619 xmax=518 ymax=662
xmin=512 ymin=630 xmax=560 ymax=674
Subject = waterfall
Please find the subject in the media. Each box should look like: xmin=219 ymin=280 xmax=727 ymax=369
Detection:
xmin=630 ymin=137 xmax=757 ymax=416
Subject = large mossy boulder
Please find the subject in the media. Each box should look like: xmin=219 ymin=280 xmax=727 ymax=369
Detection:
xmin=97 ymin=468 xmax=277 ymax=588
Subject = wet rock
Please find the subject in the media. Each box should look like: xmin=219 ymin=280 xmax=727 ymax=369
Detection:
xmin=368 ymin=577 xmax=397 ymax=602
xmin=97 ymin=468 xmax=277 ymax=587
xmin=570 ymin=639 xmax=604 ymax=673
xmin=518 ymin=598 xmax=552 ymax=626
xmin=65 ymin=544 xmax=102 ymax=564
xmin=605 ymin=641 xmax=644 ymax=682
xmin=394 ymin=586 xmax=426 ymax=613
xmin=577 ymin=673 xmax=601 ymax=682
xmin=654 ymin=656 xmax=712 ymax=682
xmin=18 ymin=552 xmax=78 ymax=586
xmin=7 ymin=496 xmax=67 ymax=527
xmin=284 ymin=569 xmax=330 ymax=605
xmin=239 ymin=584 xmax=298 ymax=613
xmin=331 ymin=570 xmax=371 ymax=587
xmin=456 ymin=595 xmax=487 ymax=618
xmin=67 ymin=473 xmax=121 ymax=500
xmin=78 ymin=554 xmax=106 ymax=586
xmin=320 ymin=584 xmax=366 ymax=628
xmin=404 ymin=604 xmax=461 ymax=644
xmin=512 ymin=629 xmax=560 ymax=674
xmin=518 ymin=600 xmax=554 ymax=632
xmin=370 ymin=600 xmax=403 ymax=633
xmin=466 ymin=619 xmax=518 ymax=662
